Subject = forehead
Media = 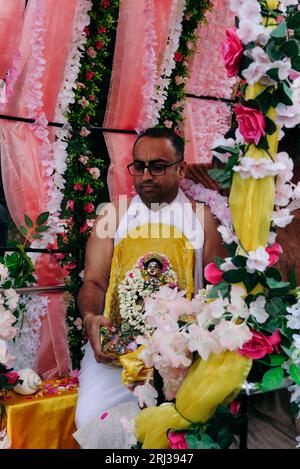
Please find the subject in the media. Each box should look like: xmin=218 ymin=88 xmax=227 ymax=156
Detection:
xmin=133 ymin=136 xmax=177 ymax=161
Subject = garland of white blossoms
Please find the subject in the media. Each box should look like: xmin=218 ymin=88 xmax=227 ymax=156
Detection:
xmin=0 ymin=264 xmax=19 ymax=368
xmin=118 ymin=253 xmax=178 ymax=337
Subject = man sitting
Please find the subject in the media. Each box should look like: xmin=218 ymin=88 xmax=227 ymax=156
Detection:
xmin=75 ymin=127 xmax=225 ymax=429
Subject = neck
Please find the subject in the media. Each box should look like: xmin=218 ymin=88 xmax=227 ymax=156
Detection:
xmin=141 ymin=189 xmax=180 ymax=210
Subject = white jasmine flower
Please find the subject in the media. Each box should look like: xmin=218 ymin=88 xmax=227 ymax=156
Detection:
xmin=249 ymin=296 xmax=269 ymax=323
xmin=246 ymin=246 xmax=269 ymax=273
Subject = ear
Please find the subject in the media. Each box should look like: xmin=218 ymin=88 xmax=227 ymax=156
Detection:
xmin=178 ymin=161 xmax=186 ymax=178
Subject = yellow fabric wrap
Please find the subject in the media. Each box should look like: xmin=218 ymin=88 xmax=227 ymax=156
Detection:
xmin=1 ymin=382 xmax=79 ymax=449
xmin=229 ymin=85 xmax=279 ymax=251
xmin=135 ymin=351 xmax=252 ymax=449
xmin=119 ymin=346 xmax=153 ymax=386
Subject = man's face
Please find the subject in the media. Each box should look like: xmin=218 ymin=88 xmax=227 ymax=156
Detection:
xmin=132 ymin=136 xmax=186 ymax=206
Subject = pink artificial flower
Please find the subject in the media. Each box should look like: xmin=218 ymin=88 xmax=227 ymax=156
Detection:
xmin=89 ymin=167 xmax=101 ymax=179
xmin=204 ymin=262 xmax=223 ymax=285
xmin=175 ymin=75 xmax=185 ymax=86
xmin=86 ymin=184 xmax=94 ymax=194
xmin=95 ymin=40 xmax=104 ymax=50
xmin=98 ymin=26 xmax=107 ymax=34
xmin=164 ymin=120 xmax=173 ymax=129
xmin=67 ymin=200 xmax=75 ymax=211
xmin=84 ymin=203 xmax=95 ymax=214
xmin=230 ymin=400 xmax=241 ymax=415
xmin=78 ymin=155 xmax=89 ymax=165
xmin=80 ymin=126 xmax=91 ymax=137
xmin=66 ymin=262 xmax=77 ymax=271
xmin=266 ymin=243 xmax=283 ymax=267
xmin=68 ymin=216 xmax=74 ymax=226
xmin=70 ymin=369 xmax=79 ymax=378
xmin=4 ymin=371 xmax=19 ymax=385
xmin=168 ymin=431 xmax=188 ymax=449
xmin=85 ymin=115 xmax=90 ymax=123
xmin=79 ymin=222 xmax=89 ymax=233
xmin=275 ymin=15 xmax=285 ymax=23
xmin=289 ymin=70 xmax=300 ymax=81
xmin=221 ymin=28 xmax=244 ymax=78
xmin=73 ymin=183 xmax=83 ymax=191
xmin=238 ymin=329 xmax=281 ymax=359
xmin=89 ymin=95 xmax=95 ymax=101
xmin=174 ymin=52 xmax=184 ymax=63
xmin=101 ymin=0 xmax=110 ymax=9
xmin=87 ymin=47 xmax=97 ymax=58
xmin=234 ymin=104 xmax=266 ymax=145
xmin=86 ymin=71 xmax=95 ymax=81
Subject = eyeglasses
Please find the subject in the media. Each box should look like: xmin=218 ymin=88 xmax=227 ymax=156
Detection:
xmin=127 ymin=161 xmax=181 ymax=176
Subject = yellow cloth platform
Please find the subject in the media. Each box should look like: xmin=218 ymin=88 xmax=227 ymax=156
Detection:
xmin=0 ymin=377 xmax=79 ymax=449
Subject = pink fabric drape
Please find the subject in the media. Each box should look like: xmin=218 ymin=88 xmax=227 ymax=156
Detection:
xmin=184 ymin=0 xmax=235 ymax=163
xmin=0 ymin=0 xmax=25 ymax=80
xmin=0 ymin=0 xmax=81 ymax=379
xmin=104 ymin=0 xmax=174 ymax=201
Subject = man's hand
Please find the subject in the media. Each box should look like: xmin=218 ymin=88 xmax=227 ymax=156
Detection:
xmin=84 ymin=314 xmax=115 ymax=364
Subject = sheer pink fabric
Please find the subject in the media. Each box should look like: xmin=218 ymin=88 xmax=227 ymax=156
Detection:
xmin=0 ymin=0 xmax=80 ymax=378
xmin=184 ymin=0 xmax=235 ymax=163
xmin=104 ymin=0 xmax=173 ymax=200
xmin=0 ymin=0 xmax=25 ymax=80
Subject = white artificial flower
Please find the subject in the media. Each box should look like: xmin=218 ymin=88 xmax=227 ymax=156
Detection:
xmin=230 ymin=0 xmax=246 ymax=13
xmin=186 ymin=324 xmax=220 ymax=360
xmin=214 ymin=319 xmax=252 ymax=351
xmin=279 ymin=0 xmax=299 ymax=13
xmin=206 ymin=296 xmax=229 ymax=319
xmin=242 ymin=47 xmax=273 ymax=85
xmin=275 ymin=180 xmax=294 ymax=206
xmin=286 ymin=302 xmax=300 ymax=330
xmin=276 ymin=152 xmax=294 ymax=182
xmin=228 ymin=285 xmax=249 ymax=319
xmin=272 ymin=208 xmax=294 ymax=227
xmin=212 ymin=136 xmax=236 ymax=163
xmin=217 ymin=225 xmax=238 ymax=245
xmin=249 ymin=296 xmax=269 ymax=323
xmin=268 ymin=231 xmax=277 ymax=244
xmin=133 ymin=378 xmax=158 ymax=408
xmin=0 ymin=264 xmax=8 ymax=283
xmin=292 ymin=334 xmax=300 ymax=350
xmin=220 ymin=257 xmax=237 ymax=272
xmin=246 ymin=246 xmax=270 ymax=273
xmin=239 ymin=0 xmax=262 ymax=24
xmin=233 ymin=157 xmax=286 ymax=180
xmin=276 ymin=103 xmax=300 ymax=128
xmin=238 ymin=21 xmax=269 ymax=46
xmin=3 ymin=288 xmax=19 ymax=311
xmin=120 ymin=417 xmax=137 ymax=448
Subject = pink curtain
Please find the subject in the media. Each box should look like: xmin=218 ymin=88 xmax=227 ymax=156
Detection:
xmin=0 ymin=0 xmax=81 ymax=378
xmin=184 ymin=0 xmax=235 ymax=163
xmin=104 ymin=0 xmax=174 ymax=201
xmin=0 ymin=0 xmax=25 ymax=81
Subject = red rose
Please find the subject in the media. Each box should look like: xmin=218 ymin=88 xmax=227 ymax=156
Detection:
xmin=101 ymin=0 xmax=110 ymax=9
xmin=86 ymin=184 xmax=94 ymax=194
xmin=85 ymin=71 xmax=95 ymax=81
xmin=234 ymin=104 xmax=266 ymax=145
xmin=73 ymin=183 xmax=83 ymax=191
xmin=79 ymin=222 xmax=89 ymax=233
xmin=66 ymin=262 xmax=77 ymax=271
xmin=266 ymin=243 xmax=283 ymax=267
xmin=95 ymin=40 xmax=104 ymax=50
xmin=83 ymin=27 xmax=90 ymax=36
xmin=84 ymin=203 xmax=95 ymax=213
xmin=85 ymin=115 xmax=90 ymax=122
xmin=174 ymin=52 xmax=184 ymax=63
xmin=221 ymin=28 xmax=244 ymax=78
xmin=204 ymin=262 xmax=223 ymax=285
xmin=238 ymin=329 xmax=281 ymax=359
xmin=89 ymin=95 xmax=95 ymax=101
xmin=4 ymin=371 xmax=19 ymax=384
xmin=98 ymin=26 xmax=106 ymax=34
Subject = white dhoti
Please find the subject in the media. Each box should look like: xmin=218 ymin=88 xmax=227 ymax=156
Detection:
xmin=75 ymin=342 xmax=138 ymax=429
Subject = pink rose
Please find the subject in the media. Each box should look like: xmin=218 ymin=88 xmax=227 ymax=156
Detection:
xmin=4 ymin=371 xmax=19 ymax=384
xmin=234 ymin=104 xmax=266 ymax=145
xmin=85 ymin=115 xmax=90 ymax=123
xmin=266 ymin=243 xmax=283 ymax=267
xmin=89 ymin=167 xmax=101 ymax=180
xmin=101 ymin=0 xmax=110 ymax=8
xmin=73 ymin=183 xmax=83 ymax=191
xmin=84 ymin=203 xmax=95 ymax=213
xmin=168 ymin=431 xmax=187 ymax=449
xmin=174 ymin=52 xmax=184 ymax=63
xmin=86 ymin=71 xmax=95 ymax=80
xmin=95 ymin=40 xmax=104 ymax=50
xmin=67 ymin=200 xmax=75 ymax=211
xmin=86 ymin=184 xmax=94 ymax=194
xmin=79 ymin=155 xmax=89 ymax=165
xmin=89 ymin=95 xmax=95 ymax=101
xmin=289 ymin=70 xmax=300 ymax=81
xmin=238 ymin=329 xmax=281 ymax=359
xmin=87 ymin=47 xmax=97 ymax=58
xmin=204 ymin=262 xmax=223 ymax=285
xmin=66 ymin=262 xmax=77 ymax=271
xmin=230 ymin=400 xmax=241 ymax=415
xmin=221 ymin=28 xmax=244 ymax=78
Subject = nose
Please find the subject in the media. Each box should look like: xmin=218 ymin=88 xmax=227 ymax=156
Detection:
xmin=141 ymin=167 xmax=154 ymax=182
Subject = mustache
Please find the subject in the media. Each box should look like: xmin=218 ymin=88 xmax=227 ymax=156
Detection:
xmin=139 ymin=182 xmax=159 ymax=188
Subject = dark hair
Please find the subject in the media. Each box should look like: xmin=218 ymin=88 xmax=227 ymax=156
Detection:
xmin=144 ymin=258 xmax=163 ymax=269
xmin=133 ymin=127 xmax=184 ymax=161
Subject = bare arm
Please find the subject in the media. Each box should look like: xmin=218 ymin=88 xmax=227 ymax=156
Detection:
xmin=203 ymin=205 xmax=227 ymax=267
xmin=77 ymin=203 xmax=116 ymax=363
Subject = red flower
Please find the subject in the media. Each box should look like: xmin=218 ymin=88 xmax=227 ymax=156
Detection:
xmin=100 ymin=0 xmax=110 ymax=9
xmin=73 ymin=183 xmax=83 ymax=191
xmin=168 ymin=431 xmax=187 ymax=449
xmin=234 ymin=104 xmax=266 ymax=145
xmin=85 ymin=115 xmax=90 ymax=122
xmin=66 ymin=262 xmax=77 ymax=271
xmin=79 ymin=222 xmax=89 ymax=233
xmin=238 ymin=329 xmax=281 ymax=359
xmin=266 ymin=243 xmax=283 ymax=267
xmin=221 ymin=28 xmax=244 ymax=78
xmin=95 ymin=40 xmax=104 ymax=50
xmin=230 ymin=400 xmax=241 ymax=415
xmin=84 ymin=203 xmax=95 ymax=214
xmin=67 ymin=200 xmax=75 ymax=211
xmin=204 ymin=262 xmax=223 ymax=285
xmin=89 ymin=95 xmax=95 ymax=101
xmin=83 ymin=27 xmax=90 ymax=36
xmin=4 ymin=371 xmax=19 ymax=384
xmin=98 ymin=26 xmax=107 ymax=34
xmin=86 ymin=184 xmax=94 ymax=194
xmin=174 ymin=52 xmax=184 ymax=62
xmin=86 ymin=71 xmax=95 ymax=81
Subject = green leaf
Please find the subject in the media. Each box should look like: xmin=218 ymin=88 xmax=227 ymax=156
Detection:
xmin=208 ymin=169 xmax=225 ymax=182
xmin=24 ymin=215 xmax=33 ymax=229
xmin=286 ymin=11 xmax=300 ymax=30
xmin=19 ymin=225 xmax=28 ymax=236
xmin=35 ymin=225 xmax=50 ymax=233
xmin=292 ymin=55 xmax=300 ymax=72
xmin=243 ymin=273 xmax=260 ymax=294
xmin=265 ymin=297 xmax=285 ymax=317
xmin=36 ymin=212 xmax=49 ymax=226
xmin=207 ymin=282 xmax=230 ymax=299
xmin=266 ymin=68 xmax=280 ymax=82
xmin=186 ymin=432 xmax=220 ymax=450
xmin=265 ymin=267 xmax=282 ymax=281
xmin=32 ymin=234 xmax=43 ymax=239
xmin=261 ymin=367 xmax=284 ymax=392
xmin=266 ymin=277 xmax=290 ymax=290
xmin=264 ymin=116 xmax=277 ymax=136
xmin=255 ymin=88 xmax=273 ymax=114
xmin=231 ymin=255 xmax=247 ymax=268
xmin=280 ymin=39 xmax=299 ymax=58
xmin=289 ymin=364 xmax=300 ymax=386
xmin=256 ymin=135 xmax=269 ymax=151
xmin=288 ymin=266 xmax=297 ymax=290
xmin=270 ymin=21 xmax=287 ymax=39
xmin=266 ymin=39 xmax=284 ymax=61
xmin=211 ymin=145 xmax=239 ymax=155
xmin=222 ymin=268 xmax=245 ymax=283
xmin=269 ymin=354 xmax=286 ymax=367
xmin=213 ymin=256 xmax=225 ymax=269
xmin=240 ymin=98 xmax=261 ymax=111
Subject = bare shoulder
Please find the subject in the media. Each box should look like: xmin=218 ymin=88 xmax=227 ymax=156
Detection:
xmin=92 ymin=195 xmax=133 ymax=239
